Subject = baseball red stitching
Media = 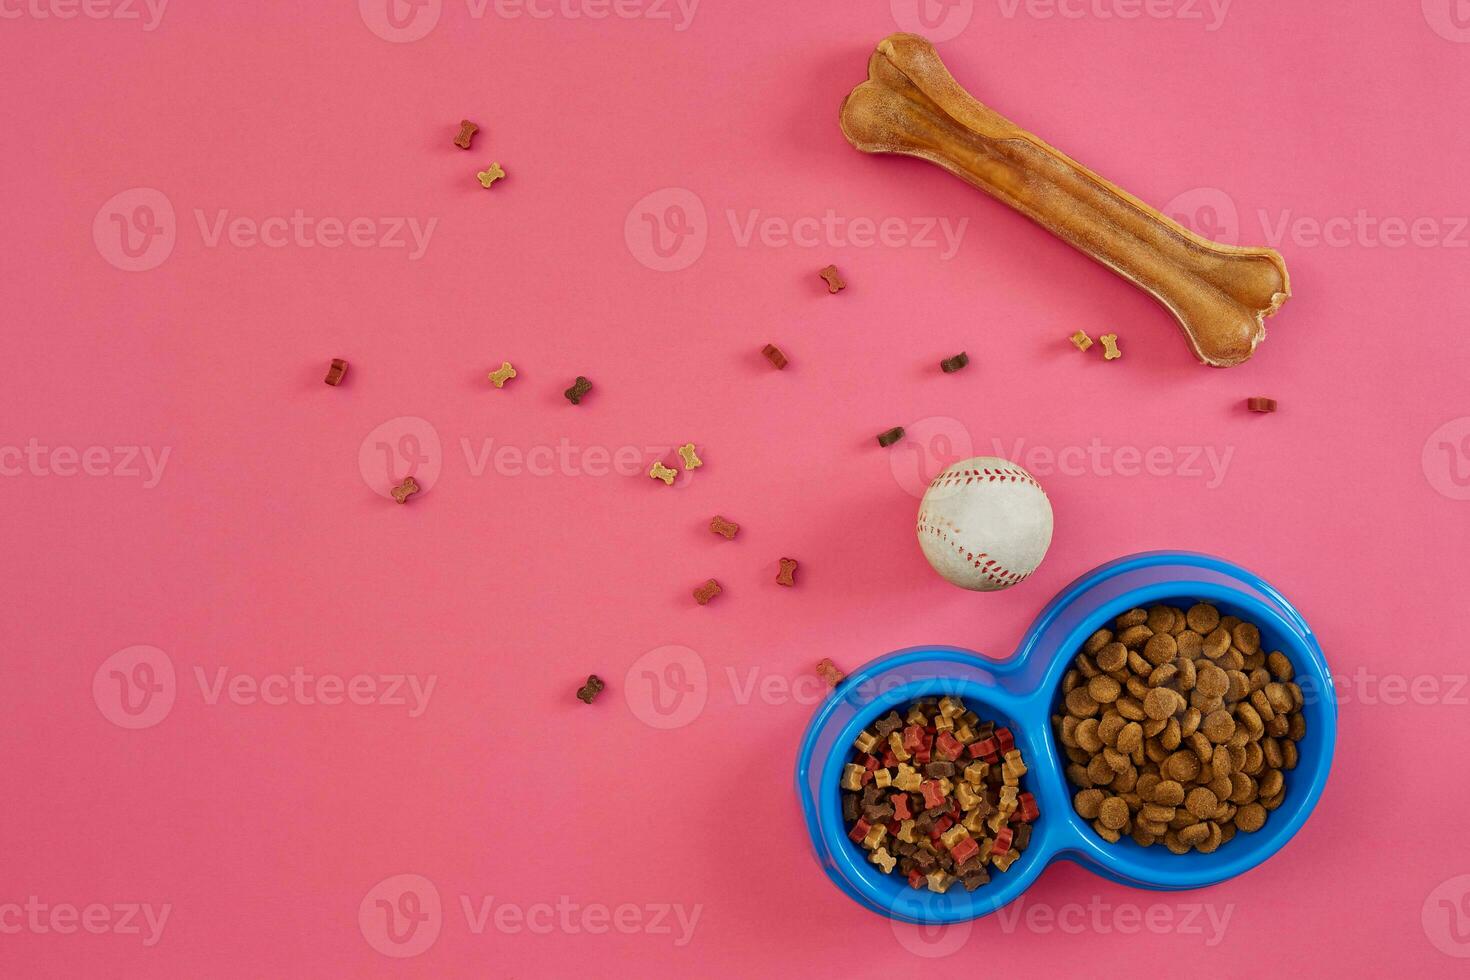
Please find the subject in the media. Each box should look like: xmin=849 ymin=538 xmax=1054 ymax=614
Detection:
xmin=927 ymin=465 xmax=1045 ymax=494
xmin=915 ymin=512 xmax=1033 ymax=586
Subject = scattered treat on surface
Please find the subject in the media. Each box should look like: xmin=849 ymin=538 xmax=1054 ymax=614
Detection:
xmin=839 ymin=34 xmax=1289 ymax=368
xmin=453 ymin=119 xmax=479 ymax=150
xmin=1054 ymin=602 xmax=1306 ymax=853
xmin=816 ymin=658 xmax=845 ymax=687
xmin=677 ymin=443 xmax=702 ymax=470
xmin=842 ymin=695 xmax=1035 ymax=891
xmin=1247 ymin=397 xmax=1278 ymax=413
xmin=575 ymin=674 xmax=605 ymax=704
xmin=488 ymin=361 xmax=517 ymax=388
xmin=564 ymin=376 xmax=592 ymax=404
xmin=876 ymin=426 xmax=905 ymax=448
xmin=1070 ymin=330 xmax=1094 ymax=352
xmin=939 ymin=352 xmax=969 ymax=373
xmin=390 ymin=476 xmax=420 ymax=504
xmin=710 ymin=515 xmax=740 ymax=540
xmin=692 ymin=578 xmax=723 ymax=605
xmin=649 ymin=461 xmax=677 ymax=486
xmin=776 ymin=557 xmax=798 ymax=587
xmin=324 ymin=358 xmax=348 ymax=386
xmin=818 ymin=264 xmax=846 ymax=293
xmin=476 ymin=163 xmax=506 ymax=188
xmin=1100 ymin=333 xmax=1121 ymax=360
xmin=762 ymin=343 xmax=789 ymax=369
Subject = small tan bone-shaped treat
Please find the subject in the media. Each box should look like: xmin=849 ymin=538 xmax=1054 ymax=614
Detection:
xmin=1070 ymin=330 xmax=1094 ymax=353
xmin=453 ymin=120 xmax=479 ymax=149
xmin=476 ymin=163 xmax=506 ymax=188
xmin=693 ymin=578 xmax=722 ymax=605
xmin=840 ymin=34 xmax=1290 ymax=367
xmin=1100 ymin=334 xmax=1121 ymax=361
xmin=324 ymin=358 xmax=348 ymax=386
xmin=815 ymin=658 xmax=845 ymax=687
xmin=649 ymin=461 xmax=677 ymax=486
xmin=818 ymin=264 xmax=846 ymax=293
xmin=776 ymin=557 xmax=798 ymax=587
xmin=709 ymin=515 xmax=740 ymax=539
xmin=677 ymin=443 xmax=702 ymax=470
xmin=488 ymin=361 xmax=517 ymax=388
xmin=390 ymin=476 xmax=420 ymax=504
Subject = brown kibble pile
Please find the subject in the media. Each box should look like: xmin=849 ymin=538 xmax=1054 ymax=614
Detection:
xmin=842 ymin=697 xmax=1036 ymax=894
xmin=1054 ymin=603 xmax=1306 ymax=853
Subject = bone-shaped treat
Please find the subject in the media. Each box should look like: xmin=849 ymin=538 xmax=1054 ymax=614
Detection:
xmin=390 ymin=476 xmax=420 ymax=504
xmin=818 ymin=264 xmax=846 ymax=293
xmin=488 ymin=361 xmax=517 ymax=388
xmin=1099 ymin=333 xmax=1121 ymax=361
xmin=649 ymin=461 xmax=677 ymax=486
xmin=476 ymin=162 xmax=506 ymax=188
xmin=575 ymin=674 xmax=605 ymax=704
xmin=564 ymin=376 xmax=592 ymax=405
xmin=677 ymin=443 xmax=702 ymax=470
xmin=776 ymin=557 xmax=798 ymax=587
xmin=693 ymin=578 xmax=722 ymax=605
xmin=840 ymin=34 xmax=1290 ymax=368
xmin=453 ymin=119 xmax=479 ymax=150
xmin=710 ymin=515 xmax=740 ymax=539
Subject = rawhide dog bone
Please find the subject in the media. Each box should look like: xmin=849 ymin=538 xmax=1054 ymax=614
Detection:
xmin=839 ymin=34 xmax=1290 ymax=368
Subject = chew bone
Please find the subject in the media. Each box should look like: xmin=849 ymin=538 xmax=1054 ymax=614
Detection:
xmin=839 ymin=34 xmax=1290 ymax=368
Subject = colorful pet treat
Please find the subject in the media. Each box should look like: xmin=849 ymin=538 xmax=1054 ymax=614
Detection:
xmin=564 ymin=376 xmax=592 ymax=404
xmin=762 ymin=343 xmax=789 ymax=369
xmin=390 ymin=476 xmax=420 ymax=504
xmin=488 ymin=361 xmax=517 ymax=388
xmin=818 ymin=264 xmax=846 ymax=293
xmin=476 ymin=163 xmax=506 ymax=188
xmin=1054 ymin=602 xmax=1305 ymax=852
xmin=1100 ymin=333 xmax=1122 ymax=360
xmin=816 ymin=658 xmax=845 ymax=687
xmin=939 ymin=352 xmax=969 ymax=373
xmin=776 ymin=557 xmax=798 ymax=587
xmin=649 ymin=461 xmax=677 ymax=486
xmin=692 ymin=578 xmax=722 ymax=605
xmin=842 ymin=696 xmax=1034 ymax=891
xmin=677 ymin=443 xmax=702 ymax=470
xmin=453 ymin=120 xmax=479 ymax=149
xmin=575 ymin=675 xmax=605 ymax=704
xmin=876 ymin=426 xmax=905 ymax=448
xmin=324 ymin=358 xmax=348 ymax=386
xmin=709 ymin=516 xmax=740 ymax=539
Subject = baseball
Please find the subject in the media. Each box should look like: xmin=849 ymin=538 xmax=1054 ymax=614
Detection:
xmin=916 ymin=456 xmax=1054 ymax=592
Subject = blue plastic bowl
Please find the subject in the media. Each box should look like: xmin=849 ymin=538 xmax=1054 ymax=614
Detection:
xmin=794 ymin=552 xmax=1336 ymax=924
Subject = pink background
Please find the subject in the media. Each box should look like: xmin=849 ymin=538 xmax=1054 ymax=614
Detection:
xmin=4 ymin=0 xmax=1470 ymax=975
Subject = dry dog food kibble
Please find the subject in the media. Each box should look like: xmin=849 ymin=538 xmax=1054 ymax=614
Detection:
xmin=710 ymin=515 xmax=740 ymax=540
xmin=776 ymin=557 xmax=798 ymax=587
xmin=693 ymin=578 xmax=722 ymax=605
xmin=762 ymin=344 xmax=789 ymax=369
xmin=816 ymin=658 xmax=845 ymax=687
xmin=876 ymin=426 xmax=905 ymax=448
xmin=575 ymin=674 xmax=605 ymax=704
xmin=819 ymin=264 xmax=847 ymax=293
xmin=324 ymin=358 xmax=348 ymax=386
xmin=842 ymin=696 xmax=1035 ymax=893
xmin=564 ymin=376 xmax=592 ymax=405
xmin=1054 ymin=603 xmax=1306 ymax=852
xmin=940 ymin=352 xmax=969 ymax=373
xmin=453 ymin=120 xmax=479 ymax=149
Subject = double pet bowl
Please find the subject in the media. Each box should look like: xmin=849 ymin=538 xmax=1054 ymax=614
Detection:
xmin=795 ymin=552 xmax=1336 ymax=923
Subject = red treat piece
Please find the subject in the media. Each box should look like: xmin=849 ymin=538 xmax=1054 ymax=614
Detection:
xmin=934 ymin=815 xmax=953 ymax=835
xmin=848 ymin=819 xmax=871 ymax=843
xmin=864 ymin=754 xmax=881 ymax=771
xmin=908 ymin=869 xmax=924 ymax=889
xmin=993 ymin=826 xmax=1014 ymax=854
xmin=902 ymin=725 xmax=927 ymax=754
xmin=882 ymin=748 xmax=899 ymax=768
xmin=995 ymin=728 xmax=1015 ymax=753
xmin=892 ymin=794 xmax=912 ymax=821
xmin=936 ymin=731 xmax=964 ymax=760
xmin=949 ymin=837 xmax=980 ymax=866
xmin=969 ymin=737 xmax=999 ymax=761
xmin=1015 ymin=792 xmax=1040 ymax=823
xmin=920 ymin=780 xmax=947 ymax=810
xmin=861 ymin=770 xmax=873 ymax=785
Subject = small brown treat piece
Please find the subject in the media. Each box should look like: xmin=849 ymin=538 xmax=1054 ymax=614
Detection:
xmin=815 ymin=658 xmax=845 ymax=687
xmin=453 ymin=119 xmax=479 ymax=149
xmin=1247 ymin=397 xmax=1278 ymax=413
xmin=648 ymin=461 xmax=677 ymax=486
xmin=390 ymin=476 xmax=420 ymax=504
xmin=1070 ymin=330 xmax=1094 ymax=352
xmin=488 ymin=362 xmax=517 ymax=388
xmin=692 ymin=579 xmax=723 ymax=605
xmin=324 ymin=358 xmax=348 ymax=386
xmin=876 ymin=426 xmax=905 ymax=448
xmin=476 ymin=162 xmax=506 ymax=188
xmin=939 ymin=352 xmax=969 ymax=373
xmin=776 ymin=557 xmax=798 ymax=587
xmin=564 ymin=376 xmax=592 ymax=404
xmin=709 ymin=516 xmax=740 ymax=540
xmin=575 ymin=674 xmax=605 ymax=704
xmin=818 ymin=264 xmax=846 ymax=293
xmin=761 ymin=343 xmax=789 ymax=369
xmin=1100 ymin=333 xmax=1122 ymax=360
